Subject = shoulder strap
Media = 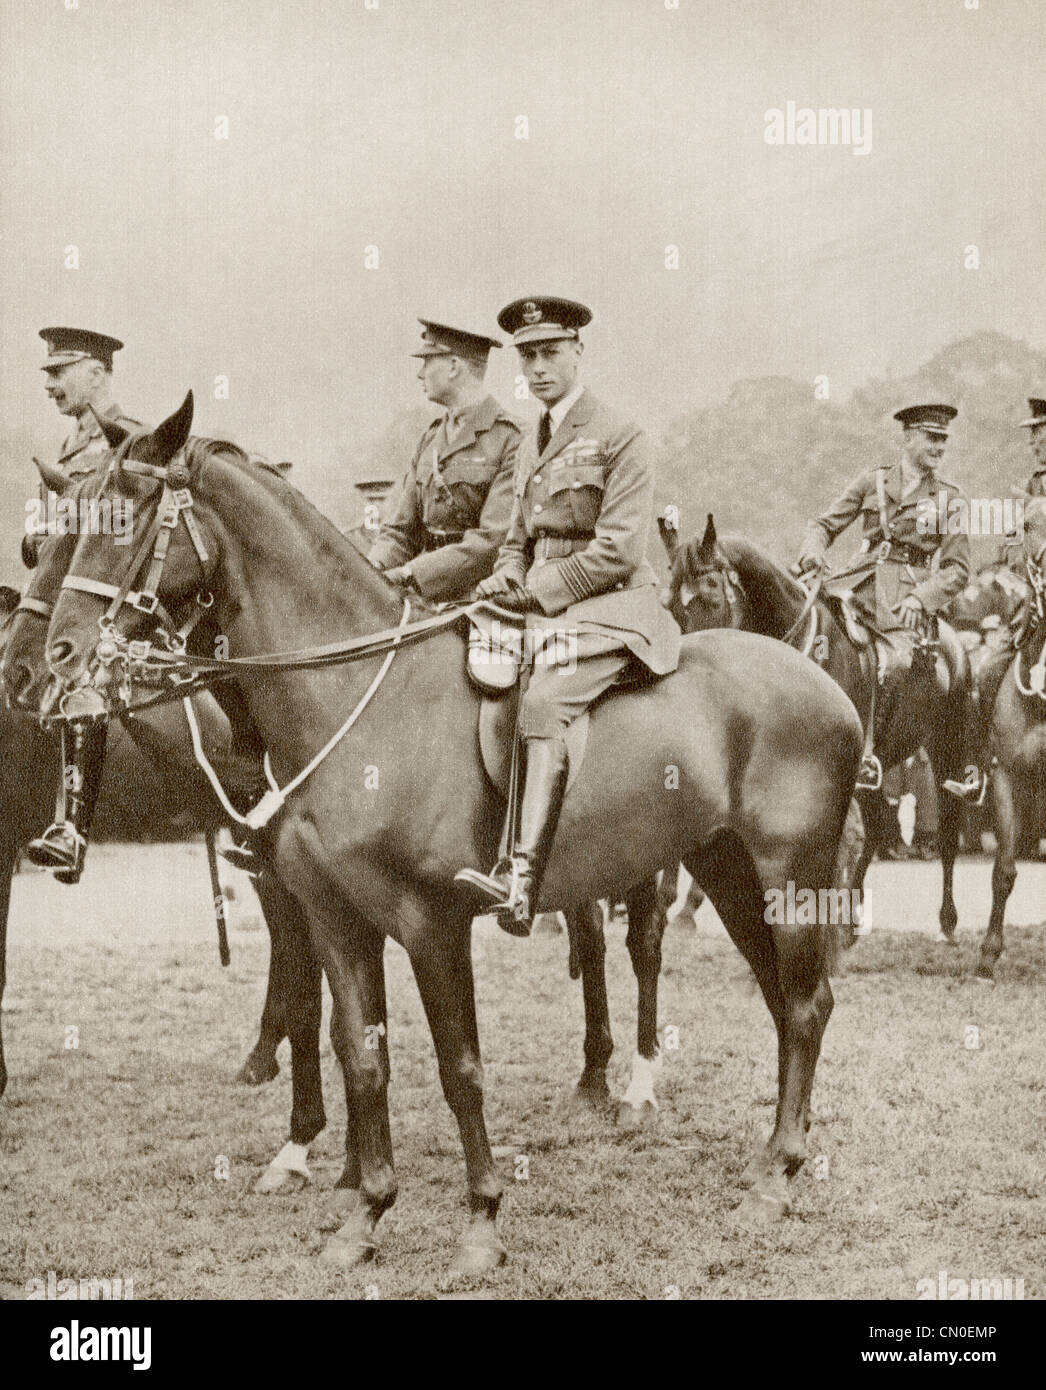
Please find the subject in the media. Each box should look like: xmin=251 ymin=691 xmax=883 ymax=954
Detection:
xmin=875 ymin=465 xmax=892 ymax=540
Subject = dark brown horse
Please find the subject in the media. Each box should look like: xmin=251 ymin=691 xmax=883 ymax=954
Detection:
xmin=10 ymin=463 xmax=678 ymax=1147
xmin=977 ymin=498 xmax=1046 ymax=980
xmin=1 ymin=468 xmax=327 ymax=1193
xmin=41 ymin=395 xmax=862 ymax=1273
xmin=661 ymin=513 xmax=978 ymax=944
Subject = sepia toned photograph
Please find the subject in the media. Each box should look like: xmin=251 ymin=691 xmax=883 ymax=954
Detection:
xmin=1 ymin=0 xmax=1042 ymax=1337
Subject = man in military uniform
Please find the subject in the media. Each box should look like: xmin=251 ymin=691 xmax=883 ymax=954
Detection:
xmin=25 ymin=327 xmax=141 ymax=883
xmin=797 ymin=402 xmax=982 ymax=798
xmin=346 ymin=477 xmax=397 ymax=553
xmin=455 ymin=297 xmax=681 ymax=935
xmin=367 ymin=320 xmax=521 ymax=600
xmin=1018 ymin=397 xmax=1046 ymax=497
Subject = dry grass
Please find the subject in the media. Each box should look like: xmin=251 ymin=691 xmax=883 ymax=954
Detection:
xmin=1 ymin=882 xmax=1043 ymax=1301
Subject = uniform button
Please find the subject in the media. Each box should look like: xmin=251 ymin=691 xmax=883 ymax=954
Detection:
xmin=615 ymin=582 xmax=623 ymax=590
xmin=533 ymin=473 xmax=542 ymax=484
xmin=572 ymin=481 xmax=582 ymax=489
xmin=533 ymin=503 xmax=543 ymax=513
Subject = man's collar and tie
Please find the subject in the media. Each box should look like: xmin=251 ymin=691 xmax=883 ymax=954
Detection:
xmin=538 ymin=382 xmax=586 ymax=454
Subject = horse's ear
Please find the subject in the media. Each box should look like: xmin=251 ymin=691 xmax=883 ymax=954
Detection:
xmin=89 ymin=406 xmax=131 ymax=451
xmin=657 ymin=510 xmax=679 ymax=561
xmin=33 ymin=455 xmax=71 ymax=495
xmin=701 ymin=513 xmax=718 ymax=551
xmin=147 ymin=391 xmax=194 ymax=463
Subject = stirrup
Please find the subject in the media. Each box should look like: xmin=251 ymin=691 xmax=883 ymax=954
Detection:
xmin=855 ymin=753 xmax=883 ymax=792
xmin=454 ymin=856 xmax=520 ymax=906
xmin=942 ymin=768 xmax=987 ymax=804
xmin=219 ymin=841 xmax=259 ymax=877
xmin=25 ymin=822 xmax=86 ymax=878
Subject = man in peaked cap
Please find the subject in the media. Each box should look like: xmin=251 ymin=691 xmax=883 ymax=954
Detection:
xmin=24 ymin=328 xmax=144 ymax=884
xmin=38 ymin=327 xmax=142 ymax=479
xmin=1018 ymin=397 xmax=1046 ymax=497
xmin=346 ymin=477 xmax=398 ymax=553
xmin=366 ymin=319 xmax=522 ymax=599
xmin=798 ymin=402 xmax=983 ymax=799
xmin=454 ymin=297 xmax=681 ymax=935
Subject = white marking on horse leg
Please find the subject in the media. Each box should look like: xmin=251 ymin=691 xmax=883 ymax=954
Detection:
xmin=621 ymin=1049 xmax=662 ymax=1109
xmin=270 ymin=1140 xmax=311 ymax=1176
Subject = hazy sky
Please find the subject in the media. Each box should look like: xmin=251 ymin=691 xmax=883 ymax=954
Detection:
xmin=2 ymin=0 xmax=1044 ymax=503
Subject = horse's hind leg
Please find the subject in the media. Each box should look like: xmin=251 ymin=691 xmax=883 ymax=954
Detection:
xmin=928 ymin=719 xmax=965 ymax=942
xmin=618 ymin=877 xmax=666 ymax=1131
xmin=685 ymin=838 xmax=785 ymax=1193
xmin=979 ymin=763 xmax=1018 ymax=982
xmin=569 ymin=901 xmax=613 ymax=1112
xmin=406 ymin=918 xmax=505 ymax=1277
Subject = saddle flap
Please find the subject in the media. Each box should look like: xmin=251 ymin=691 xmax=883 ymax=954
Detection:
xmin=477 ymin=690 xmax=588 ymax=798
xmin=467 ymin=608 xmax=523 ymax=693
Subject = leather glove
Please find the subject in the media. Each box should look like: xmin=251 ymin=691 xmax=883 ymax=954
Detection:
xmin=383 ymin=566 xmax=416 ymax=590
xmin=476 ymin=571 xmax=514 ymax=599
xmin=897 ymin=594 xmax=924 ymax=630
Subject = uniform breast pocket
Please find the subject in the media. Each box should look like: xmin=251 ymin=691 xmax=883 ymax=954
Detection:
xmin=547 ymin=464 xmax=606 ymax=531
xmin=438 ymin=460 xmax=499 ymax=522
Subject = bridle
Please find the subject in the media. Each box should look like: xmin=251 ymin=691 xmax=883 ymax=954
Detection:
xmin=1013 ymin=539 xmax=1046 ymax=702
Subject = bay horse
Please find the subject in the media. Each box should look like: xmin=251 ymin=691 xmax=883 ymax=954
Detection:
xmin=11 ymin=462 xmax=685 ymax=1155
xmin=41 ymin=394 xmax=862 ymax=1273
xmin=660 ymin=513 xmax=977 ymax=944
xmin=977 ymin=497 xmax=1046 ymax=980
xmin=1 ymin=468 xmax=327 ymax=1193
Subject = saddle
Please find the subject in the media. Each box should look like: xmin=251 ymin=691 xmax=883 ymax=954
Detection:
xmin=464 ymin=605 xmax=588 ymax=797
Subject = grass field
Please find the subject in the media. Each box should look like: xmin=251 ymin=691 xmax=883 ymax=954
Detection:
xmin=1 ymin=847 xmax=1043 ymax=1301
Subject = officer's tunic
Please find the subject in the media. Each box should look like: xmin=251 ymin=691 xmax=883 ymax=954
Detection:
xmin=53 ymin=403 xmax=140 ymax=478
xmin=368 ymin=395 xmax=521 ymax=600
xmin=492 ymin=388 xmax=681 ymax=739
xmin=801 ymin=460 xmax=972 ymax=628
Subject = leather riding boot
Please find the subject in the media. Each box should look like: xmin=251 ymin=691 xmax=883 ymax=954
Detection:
xmin=26 ymin=722 xmax=108 ymax=885
xmin=493 ymin=738 xmax=569 ymax=937
xmin=454 ymin=738 xmax=569 ymax=937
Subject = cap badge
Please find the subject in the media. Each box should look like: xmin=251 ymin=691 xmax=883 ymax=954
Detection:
xmin=521 ymin=302 xmax=543 ymax=325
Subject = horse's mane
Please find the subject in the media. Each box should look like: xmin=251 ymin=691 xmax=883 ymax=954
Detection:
xmin=187 ymin=435 xmax=401 ymax=596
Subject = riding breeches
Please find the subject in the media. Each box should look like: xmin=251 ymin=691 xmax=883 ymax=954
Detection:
xmin=518 ymin=630 xmax=633 ymax=740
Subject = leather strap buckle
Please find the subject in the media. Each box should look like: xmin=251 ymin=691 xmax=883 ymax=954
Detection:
xmin=876 ymin=540 xmax=892 ymax=563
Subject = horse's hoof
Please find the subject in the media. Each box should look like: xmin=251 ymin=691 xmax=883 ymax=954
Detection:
xmin=733 ymin=1182 xmax=791 ymax=1227
xmin=254 ymin=1164 xmax=309 ymax=1195
xmin=318 ymin=1186 xmax=360 ymax=1232
xmin=235 ymin=1054 xmax=279 ymax=1086
xmin=616 ymin=1099 xmax=658 ymax=1132
xmin=448 ymin=1225 xmax=507 ymax=1277
xmin=572 ymin=1080 xmax=611 ymax=1114
xmin=739 ymin=1150 xmax=772 ymax=1188
xmin=669 ymin=913 xmax=697 ymax=931
xmin=318 ymin=1232 xmax=377 ymax=1269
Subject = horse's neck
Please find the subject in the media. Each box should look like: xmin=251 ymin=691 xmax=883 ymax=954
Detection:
xmin=199 ymin=459 xmax=401 ymax=653
xmin=723 ymin=540 xmax=805 ymax=639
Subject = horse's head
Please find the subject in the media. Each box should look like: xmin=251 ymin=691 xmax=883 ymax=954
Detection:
xmin=44 ymin=391 xmax=217 ymax=701
xmin=664 ymin=514 xmax=748 ymax=634
xmin=2 ymin=462 xmax=100 ymax=711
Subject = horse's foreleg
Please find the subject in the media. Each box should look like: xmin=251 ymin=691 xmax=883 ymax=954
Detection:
xmin=317 ymin=921 xmax=397 ymax=1269
xmin=618 ymin=877 xmax=665 ymax=1131
xmin=236 ymin=871 xmax=288 ymax=1085
xmin=570 ymin=901 xmax=613 ymax=1111
xmin=979 ymin=763 xmax=1018 ymax=982
xmin=0 ymin=837 xmax=14 ymax=1098
xmin=407 ymin=921 xmax=504 ymax=1276
xmin=936 ymin=784 xmax=961 ymax=943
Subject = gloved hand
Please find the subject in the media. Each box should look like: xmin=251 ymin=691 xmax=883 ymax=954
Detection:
xmin=897 ymin=593 xmax=924 ymax=630
xmin=476 ymin=571 xmax=514 ymax=599
xmin=795 ymin=551 xmax=826 ymax=582
xmin=383 ymin=566 xmax=415 ymax=590
xmin=476 ymin=572 xmax=535 ymax=611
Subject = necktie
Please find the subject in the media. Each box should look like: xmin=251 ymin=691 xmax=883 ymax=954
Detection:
xmin=537 ymin=411 xmax=552 ymax=454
